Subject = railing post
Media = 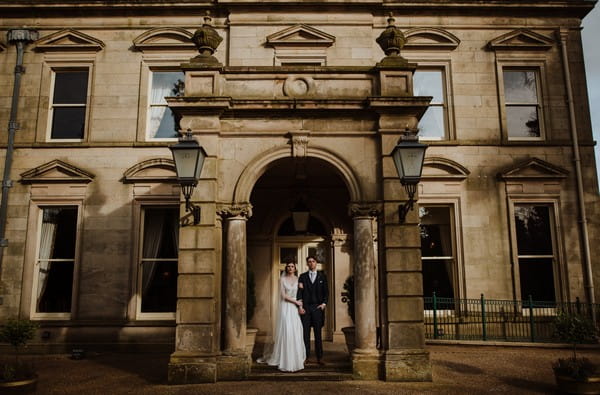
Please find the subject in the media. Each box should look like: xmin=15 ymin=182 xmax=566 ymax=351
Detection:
xmin=481 ymin=294 xmax=487 ymax=341
xmin=575 ymin=296 xmax=581 ymax=315
xmin=433 ymin=292 xmax=438 ymax=339
xmin=528 ymin=295 xmax=535 ymax=343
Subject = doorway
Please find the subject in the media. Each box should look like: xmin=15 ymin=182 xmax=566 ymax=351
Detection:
xmin=274 ymin=236 xmax=333 ymax=340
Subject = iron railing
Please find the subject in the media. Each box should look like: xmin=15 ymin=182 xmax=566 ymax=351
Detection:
xmin=424 ymin=293 xmax=600 ymax=343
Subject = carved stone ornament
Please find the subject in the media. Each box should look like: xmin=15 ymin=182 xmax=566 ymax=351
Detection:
xmin=191 ymin=12 xmax=223 ymax=65
xmin=376 ymin=13 xmax=408 ymax=66
xmin=289 ymin=130 xmax=310 ymax=158
xmin=217 ymin=203 xmax=253 ymax=219
xmin=348 ymin=202 xmax=382 ymax=218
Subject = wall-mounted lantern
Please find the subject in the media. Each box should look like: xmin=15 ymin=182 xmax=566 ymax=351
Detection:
xmin=169 ymin=130 xmax=207 ymax=225
xmin=391 ymin=136 xmax=427 ymax=223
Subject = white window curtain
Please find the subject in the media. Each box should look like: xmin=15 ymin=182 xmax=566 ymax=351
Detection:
xmin=37 ymin=209 xmax=59 ymax=308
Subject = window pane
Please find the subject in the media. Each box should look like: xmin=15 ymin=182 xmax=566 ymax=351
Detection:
xmin=148 ymin=107 xmax=179 ymax=139
xmin=51 ymin=107 xmax=86 ymax=139
xmin=140 ymin=207 xmax=178 ymax=314
xmin=53 ymin=70 xmax=88 ymax=104
xmin=414 ymin=70 xmax=444 ymax=103
xmin=506 ymin=106 xmax=540 ymax=138
xmin=420 ymin=206 xmax=452 ymax=258
xmin=150 ymin=72 xmax=184 ymax=105
xmin=280 ymin=247 xmax=298 ymax=264
xmin=503 ymin=70 xmax=538 ymax=104
xmin=142 ymin=207 xmax=179 ymax=259
xmin=514 ymin=205 xmax=553 ymax=255
xmin=418 ymin=106 xmax=445 ymax=139
xmin=41 ymin=207 xmax=78 ymax=259
xmin=36 ymin=206 xmax=77 ymax=313
xmin=141 ymin=261 xmax=177 ymax=313
xmin=422 ymin=259 xmax=454 ymax=299
xmin=519 ymin=258 xmax=555 ymax=302
xmin=36 ymin=261 xmax=74 ymax=313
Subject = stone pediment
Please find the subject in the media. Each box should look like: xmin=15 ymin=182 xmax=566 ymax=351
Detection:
xmin=422 ymin=157 xmax=469 ymax=181
xmin=266 ymin=24 xmax=335 ymax=47
xmin=488 ymin=29 xmax=554 ymax=51
xmin=403 ymin=28 xmax=460 ymax=50
xmin=20 ymin=160 xmax=95 ymax=184
xmin=133 ymin=27 xmax=195 ymax=51
xmin=499 ymin=158 xmax=568 ymax=181
xmin=34 ymin=29 xmax=105 ymax=52
xmin=122 ymin=158 xmax=177 ymax=183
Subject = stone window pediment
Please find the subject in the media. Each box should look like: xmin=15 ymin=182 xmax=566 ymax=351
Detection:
xmin=499 ymin=158 xmax=568 ymax=181
xmin=122 ymin=158 xmax=178 ymax=184
xmin=403 ymin=28 xmax=460 ymax=51
xmin=33 ymin=29 xmax=105 ymax=52
xmin=266 ymin=24 xmax=335 ymax=47
xmin=422 ymin=157 xmax=469 ymax=181
xmin=488 ymin=29 xmax=554 ymax=51
xmin=20 ymin=159 xmax=94 ymax=184
xmin=132 ymin=27 xmax=195 ymax=52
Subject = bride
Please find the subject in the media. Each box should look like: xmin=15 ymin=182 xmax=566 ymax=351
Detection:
xmin=258 ymin=260 xmax=306 ymax=372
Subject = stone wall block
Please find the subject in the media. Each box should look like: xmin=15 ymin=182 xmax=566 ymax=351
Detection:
xmin=384 ymin=225 xmax=420 ymax=247
xmin=387 ymin=322 xmax=425 ymax=349
xmin=174 ymin=324 xmax=216 ymax=353
xmin=386 ymin=248 xmax=422 ymax=272
xmin=178 ymin=274 xmax=215 ymax=298
xmin=178 ymin=249 xmax=216 ymax=274
xmin=178 ymin=298 xmax=215 ymax=323
xmin=387 ymin=296 xmax=424 ymax=321
xmin=387 ymin=273 xmax=422 ymax=297
xmin=179 ymin=226 xmax=215 ymax=249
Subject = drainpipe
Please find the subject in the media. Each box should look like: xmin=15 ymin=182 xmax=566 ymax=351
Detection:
xmin=0 ymin=29 xmax=38 ymax=276
xmin=557 ymin=28 xmax=596 ymax=323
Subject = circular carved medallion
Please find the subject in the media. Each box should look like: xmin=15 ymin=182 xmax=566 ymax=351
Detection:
xmin=283 ymin=76 xmax=314 ymax=97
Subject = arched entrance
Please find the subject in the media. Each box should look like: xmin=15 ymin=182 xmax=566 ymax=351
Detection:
xmin=246 ymin=157 xmax=353 ymax=344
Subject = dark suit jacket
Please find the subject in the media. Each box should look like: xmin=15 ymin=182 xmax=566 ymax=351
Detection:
xmin=297 ymin=271 xmax=328 ymax=306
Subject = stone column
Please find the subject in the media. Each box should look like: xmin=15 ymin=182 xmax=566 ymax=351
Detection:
xmin=349 ymin=203 xmax=381 ymax=379
xmin=217 ymin=204 xmax=252 ymax=380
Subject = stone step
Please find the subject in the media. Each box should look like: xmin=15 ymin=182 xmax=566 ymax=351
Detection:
xmin=247 ymin=371 xmax=353 ymax=381
xmin=251 ymin=363 xmax=351 ymax=374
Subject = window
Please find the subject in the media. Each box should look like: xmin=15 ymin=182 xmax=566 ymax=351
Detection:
xmin=49 ymin=69 xmax=89 ymax=140
xmin=32 ymin=206 xmax=78 ymax=317
xmin=147 ymin=71 xmax=184 ymax=140
xmin=514 ymin=204 xmax=557 ymax=302
xmin=503 ymin=69 xmax=543 ymax=139
xmin=414 ymin=69 xmax=447 ymax=140
xmin=137 ymin=206 xmax=179 ymax=318
xmin=420 ymin=206 xmax=455 ymax=300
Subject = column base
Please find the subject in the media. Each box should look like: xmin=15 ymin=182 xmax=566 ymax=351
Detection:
xmin=168 ymin=354 xmax=217 ymax=384
xmin=351 ymin=349 xmax=382 ymax=380
xmin=217 ymin=353 xmax=250 ymax=381
xmin=384 ymin=349 xmax=432 ymax=382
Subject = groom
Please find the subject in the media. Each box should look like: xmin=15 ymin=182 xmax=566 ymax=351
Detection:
xmin=297 ymin=255 xmax=328 ymax=365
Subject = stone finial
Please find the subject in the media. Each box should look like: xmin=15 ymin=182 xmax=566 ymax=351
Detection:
xmin=190 ymin=11 xmax=223 ymax=65
xmin=375 ymin=13 xmax=408 ymax=66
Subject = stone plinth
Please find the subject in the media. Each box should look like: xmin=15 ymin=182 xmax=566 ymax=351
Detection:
xmin=384 ymin=349 xmax=432 ymax=382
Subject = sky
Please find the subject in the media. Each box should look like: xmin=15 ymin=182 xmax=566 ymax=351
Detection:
xmin=582 ymin=2 xmax=600 ymax=190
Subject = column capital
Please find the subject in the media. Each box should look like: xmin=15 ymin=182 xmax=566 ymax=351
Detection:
xmin=556 ymin=27 xmax=570 ymax=43
xmin=217 ymin=202 xmax=252 ymax=219
xmin=349 ymin=202 xmax=382 ymax=218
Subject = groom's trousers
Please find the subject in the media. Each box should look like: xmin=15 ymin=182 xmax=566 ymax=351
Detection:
xmin=302 ymin=304 xmax=324 ymax=360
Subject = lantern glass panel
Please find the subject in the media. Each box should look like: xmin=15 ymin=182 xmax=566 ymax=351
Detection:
xmin=172 ymin=147 xmax=200 ymax=180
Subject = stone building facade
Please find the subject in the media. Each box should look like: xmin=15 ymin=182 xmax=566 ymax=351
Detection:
xmin=0 ymin=0 xmax=599 ymax=383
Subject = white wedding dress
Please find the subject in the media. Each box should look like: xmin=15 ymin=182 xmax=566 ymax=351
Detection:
xmin=261 ymin=276 xmax=306 ymax=372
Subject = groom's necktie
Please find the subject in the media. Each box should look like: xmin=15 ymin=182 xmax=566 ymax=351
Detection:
xmin=310 ymin=271 xmax=316 ymax=283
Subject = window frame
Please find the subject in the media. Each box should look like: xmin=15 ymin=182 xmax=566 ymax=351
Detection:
xmin=46 ymin=65 xmax=93 ymax=142
xmin=132 ymin=200 xmax=180 ymax=321
xmin=418 ymin=199 xmax=465 ymax=303
xmin=29 ymin=201 xmax=83 ymax=320
xmin=507 ymin=198 xmax=565 ymax=302
xmin=137 ymin=59 xmax=189 ymax=143
xmin=496 ymin=60 xmax=549 ymax=142
xmin=402 ymin=59 xmax=455 ymax=141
